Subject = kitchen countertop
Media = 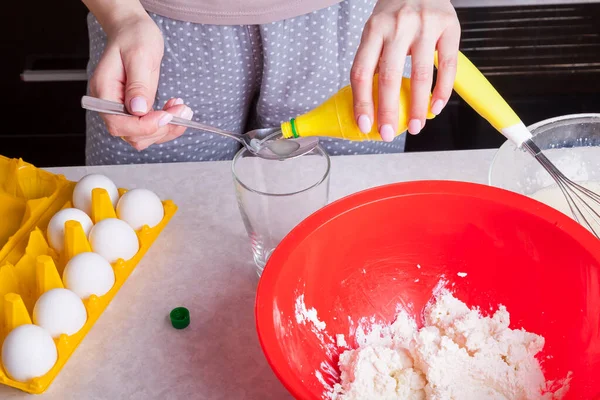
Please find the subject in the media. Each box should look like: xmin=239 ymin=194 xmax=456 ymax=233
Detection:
xmin=0 ymin=149 xmax=497 ymax=400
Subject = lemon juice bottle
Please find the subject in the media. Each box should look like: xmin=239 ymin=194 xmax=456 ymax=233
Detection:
xmin=280 ymin=74 xmax=435 ymax=141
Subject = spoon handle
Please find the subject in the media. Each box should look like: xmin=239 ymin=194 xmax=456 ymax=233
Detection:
xmin=81 ymin=96 xmax=245 ymax=145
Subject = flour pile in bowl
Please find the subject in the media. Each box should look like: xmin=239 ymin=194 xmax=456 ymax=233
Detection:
xmin=332 ymin=290 xmax=571 ymax=400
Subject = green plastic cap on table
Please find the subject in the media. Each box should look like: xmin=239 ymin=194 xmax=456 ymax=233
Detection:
xmin=170 ymin=307 xmax=190 ymax=329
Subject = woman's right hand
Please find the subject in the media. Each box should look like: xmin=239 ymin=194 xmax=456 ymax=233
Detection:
xmin=89 ymin=12 xmax=192 ymax=151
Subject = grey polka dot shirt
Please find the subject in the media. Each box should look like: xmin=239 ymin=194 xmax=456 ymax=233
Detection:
xmin=85 ymin=0 xmax=406 ymax=165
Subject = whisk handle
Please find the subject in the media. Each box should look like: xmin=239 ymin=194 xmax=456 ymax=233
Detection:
xmin=435 ymin=51 xmax=532 ymax=147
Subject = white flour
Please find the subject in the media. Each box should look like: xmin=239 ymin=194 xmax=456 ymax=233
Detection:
xmin=336 ymin=334 xmax=348 ymax=348
xmin=332 ymin=291 xmax=571 ymax=400
xmin=295 ymin=294 xmax=326 ymax=331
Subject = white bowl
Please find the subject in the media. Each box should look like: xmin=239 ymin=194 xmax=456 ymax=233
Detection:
xmin=489 ymin=114 xmax=600 ymax=195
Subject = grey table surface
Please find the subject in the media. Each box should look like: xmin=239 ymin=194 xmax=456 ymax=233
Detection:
xmin=0 ymin=149 xmax=497 ymax=400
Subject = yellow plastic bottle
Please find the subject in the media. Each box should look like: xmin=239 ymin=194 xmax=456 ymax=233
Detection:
xmin=281 ymin=74 xmax=436 ymax=141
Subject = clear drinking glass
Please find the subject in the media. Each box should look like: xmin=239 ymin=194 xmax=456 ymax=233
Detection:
xmin=232 ymin=145 xmax=331 ymax=276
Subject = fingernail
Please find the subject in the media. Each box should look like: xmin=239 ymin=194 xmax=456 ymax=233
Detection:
xmin=431 ymin=100 xmax=444 ymax=115
xmin=408 ymin=119 xmax=422 ymax=135
xmin=380 ymin=124 xmax=395 ymax=142
xmin=130 ymin=97 xmax=147 ymax=113
xmin=357 ymin=114 xmax=372 ymax=134
xmin=174 ymin=98 xmax=184 ymax=106
xmin=158 ymin=113 xmax=173 ymax=127
xmin=182 ymin=107 xmax=194 ymax=120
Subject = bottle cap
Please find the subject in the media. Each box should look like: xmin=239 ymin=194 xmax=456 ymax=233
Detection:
xmin=170 ymin=307 xmax=190 ymax=329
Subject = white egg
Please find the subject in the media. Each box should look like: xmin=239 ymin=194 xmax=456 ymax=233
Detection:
xmin=33 ymin=289 xmax=87 ymax=338
xmin=116 ymin=188 xmax=165 ymax=231
xmin=1 ymin=324 xmax=58 ymax=382
xmin=63 ymin=252 xmax=116 ymax=299
xmin=73 ymin=174 xmax=119 ymax=216
xmin=46 ymin=208 xmax=94 ymax=254
xmin=89 ymin=218 xmax=139 ymax=263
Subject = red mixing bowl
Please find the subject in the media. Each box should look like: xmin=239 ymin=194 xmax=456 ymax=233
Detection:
xmin=255 ymin=181 xmax=600 ymax=400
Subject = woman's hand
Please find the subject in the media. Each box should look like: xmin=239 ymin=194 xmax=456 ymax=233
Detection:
xmin=351 ymin=0 xmax=460 ymax=141
xmin=89 ymin=11 xmax=192 ymax=151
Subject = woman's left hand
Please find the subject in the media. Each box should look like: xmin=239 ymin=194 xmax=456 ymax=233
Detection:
xmin=351 ymin=0 xmax=461 ymax=141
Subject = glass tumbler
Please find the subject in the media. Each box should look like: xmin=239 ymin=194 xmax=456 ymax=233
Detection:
xmin=232 ymin=145 xmax=330 ymax=276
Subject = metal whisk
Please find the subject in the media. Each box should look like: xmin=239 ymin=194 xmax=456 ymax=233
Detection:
xmin=436 ymin=51 xmax=600 ymax=238
xmin=522 ymin=139 xmax=600 ymax=238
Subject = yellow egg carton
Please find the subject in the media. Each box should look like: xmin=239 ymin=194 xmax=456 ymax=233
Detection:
xmin=0 ymin=155 xmax=177 ymax=394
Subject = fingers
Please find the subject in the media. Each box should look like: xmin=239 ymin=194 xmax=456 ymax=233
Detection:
xmin=89 ymin=45 xmax=175 ymax=142
xmin=102 ymin=110 xmax=174 ymax=139
xmin=354 ymin=1 xmax=460 ymax=139
xmin=350 ymin=20 xmax=384 ymax=135
xmin=377 ymin=36 xmax=410 ymax=141
xmin=101 ymin=97 xmax=183 ymax=140
xmin=153 ymin=104 xmax=193 ymax=145
xmin=89 ymin=47 xmax=125 ymax=102
xmin=121 ymin=48 xmax=161 ymax=116
xmin=431 ymin=26 xmax=460 ymax=117
xmin=125 ymin=106 xmax=190 ymax=151
xmin=153 ymin=129 xmax=185 ymax=145
xmin=90 ymin=47 xmax=168 ymax=139
xmin=125 ymin=104 xmax=192 ymax=151
xmin=164 ymin=97 xmax=184 ymax=109
xmin=408 ymin=34 xmax=437 ymax=135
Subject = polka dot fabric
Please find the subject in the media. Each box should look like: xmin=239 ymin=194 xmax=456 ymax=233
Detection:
xmin=85 ymin=0 xmax=406 ymax=166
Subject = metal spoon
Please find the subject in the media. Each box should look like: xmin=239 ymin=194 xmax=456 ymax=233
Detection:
xmin=81 ymin=96 xmax=319 ymax=160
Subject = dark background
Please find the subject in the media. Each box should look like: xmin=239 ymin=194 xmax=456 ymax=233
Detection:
xmin=1 ymin=3 xmax=599 ymax=167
